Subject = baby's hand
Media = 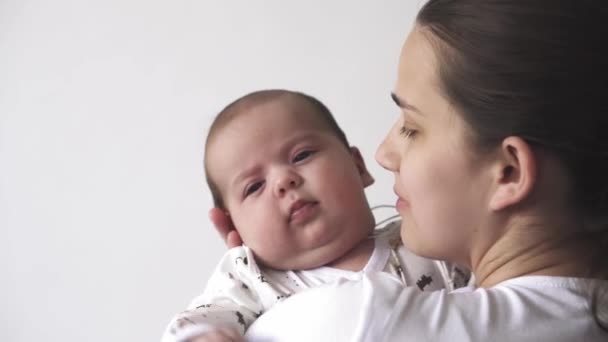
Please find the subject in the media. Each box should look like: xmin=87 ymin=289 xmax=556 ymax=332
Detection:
xmin=189 ymin=327 xmax=244 ymax=342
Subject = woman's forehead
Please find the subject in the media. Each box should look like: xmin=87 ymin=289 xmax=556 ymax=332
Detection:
xmin=396 ymin=30 xmax=440 ymax=97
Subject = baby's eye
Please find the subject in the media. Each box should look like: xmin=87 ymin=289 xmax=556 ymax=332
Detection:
xmin=292 ymin=150 xmax=315 ymax=163
xmin=244 ymin=181 xmax=264 ymax=197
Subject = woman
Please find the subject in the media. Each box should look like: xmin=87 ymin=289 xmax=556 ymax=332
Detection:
xmin=211 ymin=0 xmax=608 ymax=340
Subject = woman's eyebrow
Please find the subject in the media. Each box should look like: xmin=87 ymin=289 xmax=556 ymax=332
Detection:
xmin=391 ymin=92 xmax=423 ymax=115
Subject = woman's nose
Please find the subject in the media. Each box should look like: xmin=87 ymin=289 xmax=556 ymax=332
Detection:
xmin=273 ymin=169 xmax=303 ymax=197
xmin=375 ymin=134 xmax=399 ymax=172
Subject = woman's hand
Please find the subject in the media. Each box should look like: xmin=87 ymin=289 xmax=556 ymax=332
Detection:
xmin=209 ymin=208 xmax=242 ymax=248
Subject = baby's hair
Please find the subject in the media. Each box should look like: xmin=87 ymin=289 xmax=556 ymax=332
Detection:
xmin=204 ymin=89 xmax=350 ymax=210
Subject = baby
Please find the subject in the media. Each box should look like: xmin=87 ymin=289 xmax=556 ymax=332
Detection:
xmin=162 ymin=89 xmax=469 ymax=342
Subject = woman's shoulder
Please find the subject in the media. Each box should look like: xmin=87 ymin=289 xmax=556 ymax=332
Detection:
xmin=494 ymin=275 xmax=608 ymax=291
xmin=374 ymin=274 xmax=608 ymax=341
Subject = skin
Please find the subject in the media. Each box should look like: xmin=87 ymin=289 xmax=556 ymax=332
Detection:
xmin=197 ymin=98 xmax=377 ymax=342
xmin=212 ymin=28 xmax=604 ymax=292
xmin=209 ymin=207 xmax=242 ymax=247
xmin=206 ymin=97 xmax=376 ymax=271
xmin=375 ymin=27 xmax=600 ymax=287
xmin=375 ymin=29 xmax=492 ymax=267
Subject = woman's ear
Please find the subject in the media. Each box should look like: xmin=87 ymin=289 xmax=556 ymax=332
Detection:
xmin=488 ymin=136 xmax=537 ymax=211
xmin=350 ymin=146 xmax=375 ymax=187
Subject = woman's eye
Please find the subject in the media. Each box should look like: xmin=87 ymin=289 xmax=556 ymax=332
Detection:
xmin=244 ymin=181 xmax=264 ymax=197
xmin=292 ymin=150 xmax=315 ymax=163
xmin=399 ymin=126 xmax=417 ymax=139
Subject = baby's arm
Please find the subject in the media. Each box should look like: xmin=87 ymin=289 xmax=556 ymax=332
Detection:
xmin=162 ymin=247 xmax=264 ymax=342
xmin=184 ymin=327 xmax=243 ymax=342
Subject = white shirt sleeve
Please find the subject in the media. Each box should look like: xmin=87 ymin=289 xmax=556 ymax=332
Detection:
xmin=245 ymin=277 xmax=375 ymax=342
xmin=161 ymin=247 xmax=265 ymax=342
xmin=245 ymin=273 xmax=608 ymax=342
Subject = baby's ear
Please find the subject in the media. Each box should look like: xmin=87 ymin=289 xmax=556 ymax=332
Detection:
xmin=350 ymin=146 xmax=375 ymax=187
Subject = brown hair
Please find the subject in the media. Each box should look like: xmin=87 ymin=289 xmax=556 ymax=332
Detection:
xmin=204 ymin=89 xmax=350 ymax=209
xmin=416 ymin=0 xmax=607 ymax=329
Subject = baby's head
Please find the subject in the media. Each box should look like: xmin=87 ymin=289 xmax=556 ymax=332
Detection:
xmin=204 ymin=89 xmax=376 ymax=270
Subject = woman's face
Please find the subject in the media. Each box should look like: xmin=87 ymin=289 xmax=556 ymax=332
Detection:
xmin=375 ymin=28 xmax=493 ymax=266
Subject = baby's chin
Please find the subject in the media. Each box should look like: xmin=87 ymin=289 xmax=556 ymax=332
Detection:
xmin=253 ymin=250 xmax=340 ymax=271
xmin=253 ymin=235 xmax=371 ymax=271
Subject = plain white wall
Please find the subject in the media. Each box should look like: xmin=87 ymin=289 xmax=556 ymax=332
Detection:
xmin=0 ymin=1 xmax=421 ymax=341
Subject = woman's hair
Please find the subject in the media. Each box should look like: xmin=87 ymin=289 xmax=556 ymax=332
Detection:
xmin=204 ymin=89 xmax=350 ymax=210
xmin=416 ymin=0 xmax=607 ymax=329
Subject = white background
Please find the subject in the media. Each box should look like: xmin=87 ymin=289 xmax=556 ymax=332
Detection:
xmin=0 ymin=1 xmax=421 ymax=341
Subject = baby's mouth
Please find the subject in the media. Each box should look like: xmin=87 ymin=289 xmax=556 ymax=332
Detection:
xmin=288 ymin=200 xmax=319 ymax=223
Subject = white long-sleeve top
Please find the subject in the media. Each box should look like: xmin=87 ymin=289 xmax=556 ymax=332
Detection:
xmin=244 ymin=273 xmax=608 ymax=342
xmin=161 ymin=222 xmax=469 ymax=342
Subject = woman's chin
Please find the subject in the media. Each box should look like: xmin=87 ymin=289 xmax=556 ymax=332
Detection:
xmin=400 ymin=225 xmax=431 ymax=258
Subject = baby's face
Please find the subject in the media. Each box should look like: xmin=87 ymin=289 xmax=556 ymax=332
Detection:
xmin=206 ymin=100 xmax=375 ymax=270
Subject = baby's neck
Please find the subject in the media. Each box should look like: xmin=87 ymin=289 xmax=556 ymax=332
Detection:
xmin=325 ymin=238 xmax=375 ymax=272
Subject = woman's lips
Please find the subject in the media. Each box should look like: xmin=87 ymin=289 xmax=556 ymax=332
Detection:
xmin=396 ymin=197 xmax=409 ymax=211
xmin=394 ymin=188 xmax=409 ymax=211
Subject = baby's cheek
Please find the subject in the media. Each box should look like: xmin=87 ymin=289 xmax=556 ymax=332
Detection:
xmin=231 ymin=212 xmax=259 ymax=244
xmin=237 ymin=213 xmax=281 ymax=246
